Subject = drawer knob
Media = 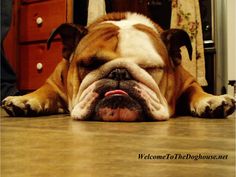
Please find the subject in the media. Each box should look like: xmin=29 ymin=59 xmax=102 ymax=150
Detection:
xmin=36 ymin=63 xmax=43 ymax=70
xmin=36 ymin=17 xmax=43 ymax=25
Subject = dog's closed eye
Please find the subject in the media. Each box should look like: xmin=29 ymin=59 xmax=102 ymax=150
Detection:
xmin=78 ymin=57 xmax=107 ymax=70
xmin=78 ymin=50 xmax=119 ymax=70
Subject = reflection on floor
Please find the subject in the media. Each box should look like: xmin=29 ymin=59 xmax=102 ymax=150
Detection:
xmin=1 ymin=108 xmax=235 ymax=177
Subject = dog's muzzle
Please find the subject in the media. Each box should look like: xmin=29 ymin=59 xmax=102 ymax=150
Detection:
xmin=71 ymin=66 xmax=170 ymax=121
xmin=94 ymin=68 xmax=144 ymax=121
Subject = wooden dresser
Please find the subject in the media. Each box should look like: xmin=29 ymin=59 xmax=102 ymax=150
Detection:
xmin=4 ymin=0 xmax=73 ymax=90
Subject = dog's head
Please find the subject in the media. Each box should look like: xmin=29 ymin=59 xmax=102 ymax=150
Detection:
xmin=48 ymin=12 xmax=192 ymax=121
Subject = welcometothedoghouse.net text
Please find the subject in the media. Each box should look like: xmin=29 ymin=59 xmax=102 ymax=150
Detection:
xmin=138 ymin=153 xmax=229 ymax=161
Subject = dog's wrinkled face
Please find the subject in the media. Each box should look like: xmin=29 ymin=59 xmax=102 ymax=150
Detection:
xmin=71 ymin=58 xmax=169 ymax=121
xmin=48 ymin=12 xmax=192 ymax=121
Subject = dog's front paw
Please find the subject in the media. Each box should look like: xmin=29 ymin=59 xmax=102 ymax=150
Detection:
xmin=190 ymin=94 xmax=235 ymax=118
xmin=2 ymin=96 xmax=44 ymax=116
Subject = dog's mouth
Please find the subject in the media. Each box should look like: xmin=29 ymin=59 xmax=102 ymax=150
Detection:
xmin=91 ymin=79 xmax=150 ymax=121
xmin=71 ymin=68 xmax=169 ymax=121
xmin=95 ymin=89 xmax=144 ymax=121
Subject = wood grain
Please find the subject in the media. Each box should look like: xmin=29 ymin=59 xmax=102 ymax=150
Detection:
xmin=1 ymin=108 xmax=235 ymax=177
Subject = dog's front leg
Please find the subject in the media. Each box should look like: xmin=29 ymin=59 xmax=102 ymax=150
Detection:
xmin=2 ymin=83 xmax=67 ymax=117
xmin=185 ymin=83 xmax=235 ymax=118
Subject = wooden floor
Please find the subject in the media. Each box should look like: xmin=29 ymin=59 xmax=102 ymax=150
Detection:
xmin=1 ymin=108 xmax=235 ymax=177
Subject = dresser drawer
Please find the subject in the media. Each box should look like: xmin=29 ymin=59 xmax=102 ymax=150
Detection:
xmin=19 ymin=41 xmax=62 ymax=90
xmin=19 ymin=0 xmax=66 ymax=42
xmin=21 ymin=0 xmax=48 ymax=4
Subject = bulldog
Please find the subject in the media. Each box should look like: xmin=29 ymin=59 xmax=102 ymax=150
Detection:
xmin=2 ymin=12 xmax=235 ymax=121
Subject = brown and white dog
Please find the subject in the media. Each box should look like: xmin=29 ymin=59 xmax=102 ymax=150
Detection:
xmin=2 ymin=12 xmax=235 ymax=121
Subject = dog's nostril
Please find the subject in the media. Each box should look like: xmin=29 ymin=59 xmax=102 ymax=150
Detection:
xmin=107 ymin=68 xmax=132 ymax=80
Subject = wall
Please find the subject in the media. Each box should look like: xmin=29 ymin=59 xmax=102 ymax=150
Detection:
xmin=215 ymin=0 xmax=236 ymax=95
xmin=226 ymin=0 xmax=236 ymax=97
xmin=226 ymin=0 xmax=236 ymax=81
xmin=214 ymin=0 xmax=227 ymax=94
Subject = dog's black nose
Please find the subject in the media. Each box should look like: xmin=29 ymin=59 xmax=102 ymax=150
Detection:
xmin=107 ymin=68 xmax=132 ymax=80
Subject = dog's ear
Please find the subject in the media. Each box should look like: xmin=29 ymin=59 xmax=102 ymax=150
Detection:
xmin=161 ymin=29 xmax=192 ymax=66
xmin=47 ymin=23 xmax=87 ymax=60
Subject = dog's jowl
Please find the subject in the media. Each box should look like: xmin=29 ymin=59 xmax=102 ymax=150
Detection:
xmin=2 ymin=12 xmax=235 ymax=121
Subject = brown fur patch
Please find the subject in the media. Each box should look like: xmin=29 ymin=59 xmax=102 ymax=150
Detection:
xmin=88 ymin=12 xmax=127 ymax=29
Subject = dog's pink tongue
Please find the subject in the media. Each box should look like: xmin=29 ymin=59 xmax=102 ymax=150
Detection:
xmin=105 ymin=90 xmax=128 ymax=97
